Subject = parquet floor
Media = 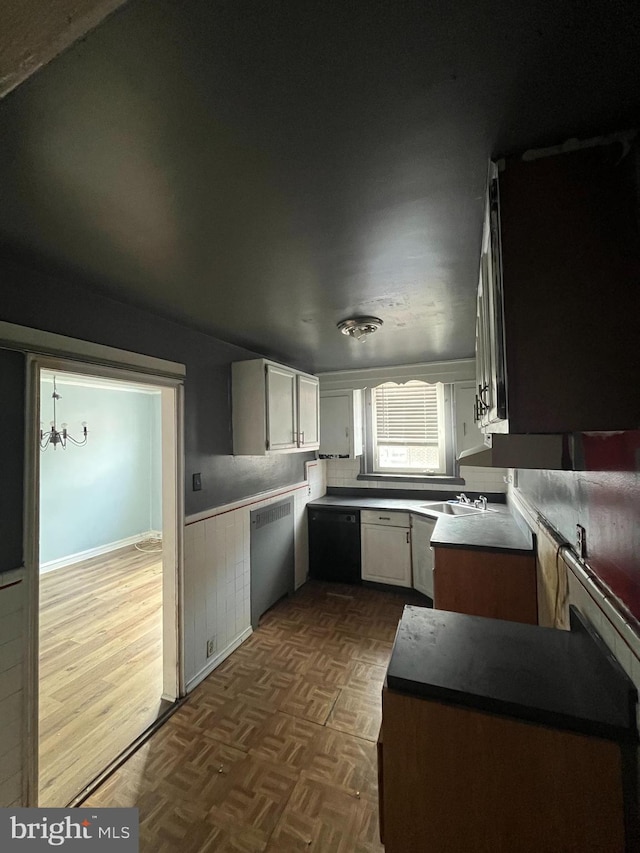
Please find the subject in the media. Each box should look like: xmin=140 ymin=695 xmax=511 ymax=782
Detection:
xmin=39 ymin=545 xmax=165 ymax=807
xmin=84 ymin=580 xmax=429 ymax=852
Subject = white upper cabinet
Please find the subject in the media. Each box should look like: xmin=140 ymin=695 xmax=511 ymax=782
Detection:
xmin=266 ymin=364 xmax=298 ymax=450
xmin=232 ymin=359 xmax=320 ymax=455
xmin=297 ymin=373 xmax=320 ymax=449
xmin=475 ymin=175 xmax=507 ymax=431
xmin=454 ymin=383 xmax=484 ymax=456
xmin=319 ymin=389 xmax=363 ymax=458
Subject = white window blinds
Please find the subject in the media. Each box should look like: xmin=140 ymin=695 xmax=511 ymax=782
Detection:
xmin=371 ymin=380 xmax=446 ymax=473
xmin=373 ymin=381 xmax=440 ymax=446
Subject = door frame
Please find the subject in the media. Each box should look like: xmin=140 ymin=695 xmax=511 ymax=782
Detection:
xmin=23 ymin=353 xmax=185 ymax=806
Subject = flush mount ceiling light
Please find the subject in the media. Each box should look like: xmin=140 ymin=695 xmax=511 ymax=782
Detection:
xmin=337 ymin=316 xmax=383 ymax=342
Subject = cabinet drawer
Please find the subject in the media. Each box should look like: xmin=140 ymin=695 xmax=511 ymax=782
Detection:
xmin=361 ymin=510 xmax=410 ymax=527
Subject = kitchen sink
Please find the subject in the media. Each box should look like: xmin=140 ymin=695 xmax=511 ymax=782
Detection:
xmin=420 ymin=502 xmax=488 ymax=516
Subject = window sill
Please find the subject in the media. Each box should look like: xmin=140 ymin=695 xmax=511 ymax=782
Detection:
xmin=357 ymin=473 xmax=466 ymax=485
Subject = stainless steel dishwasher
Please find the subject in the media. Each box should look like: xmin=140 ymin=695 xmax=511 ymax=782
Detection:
xmin=308 ymin=507 xmax=361 ymax=583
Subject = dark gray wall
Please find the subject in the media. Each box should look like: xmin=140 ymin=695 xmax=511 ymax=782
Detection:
xmin=0 ymin=256 xmax=314 ymax=571
xmin=0 ymin=349 xmax=25 ymax=572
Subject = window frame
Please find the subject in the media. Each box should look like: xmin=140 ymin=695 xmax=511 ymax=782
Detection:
xmin=363 ymin=381 xmax=456 ymax=479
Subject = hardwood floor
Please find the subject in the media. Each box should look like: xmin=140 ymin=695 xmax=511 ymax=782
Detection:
xmin=39 ymin=544 xmax=164 ymax=807
xmin=84 ymin=580 xmax=427 ymax=852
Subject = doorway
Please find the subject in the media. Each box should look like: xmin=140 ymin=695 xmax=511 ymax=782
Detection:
xmin=25 ymin=357 xmax=183 ymax=806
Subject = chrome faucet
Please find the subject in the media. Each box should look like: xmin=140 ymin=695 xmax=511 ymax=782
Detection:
xmin=456 ymin=493 xmax=470 ymax=504
xmin=474 ymin=495 xmax=488 ymax=511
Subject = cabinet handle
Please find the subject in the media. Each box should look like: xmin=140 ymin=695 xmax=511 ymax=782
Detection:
xmin=406 ymin=531 xmax=410 ymax=544
xmin=475 ymin=389 xmax=488 ymax=419
xmin=379 ymin=516 xmax=391 ymax=520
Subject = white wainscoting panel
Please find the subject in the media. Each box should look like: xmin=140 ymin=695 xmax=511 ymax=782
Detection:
xmin=183 ymin=461 xmax=327 ymax=692
xmin=0 ymin=571 xmax=25 ymax=807
xmin=293 ymin=489 xmax=309 ymax=590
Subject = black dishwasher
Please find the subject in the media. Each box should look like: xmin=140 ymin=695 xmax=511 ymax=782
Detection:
xmin=308 ymin=507 xmax=361 ymax=583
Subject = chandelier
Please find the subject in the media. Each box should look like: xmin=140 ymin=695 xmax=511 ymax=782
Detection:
xmin=40 ymin=376 xmax=88 ymax=451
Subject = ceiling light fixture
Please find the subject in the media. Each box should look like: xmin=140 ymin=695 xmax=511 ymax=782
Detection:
xmin=337 ymin=316 xmax=383 ymax=342
xmin=40 ymin=376 xmax=88 ymax=451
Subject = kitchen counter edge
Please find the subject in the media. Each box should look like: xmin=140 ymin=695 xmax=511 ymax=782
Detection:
xmin=308 ymin=495 xmax=533 ymax=554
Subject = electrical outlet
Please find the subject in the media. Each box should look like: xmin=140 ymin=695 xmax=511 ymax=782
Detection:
xmin=193 ymin=472 xmax=202 ymax=491
xmin=206 ymin=637 xmax=216 ymax=658
xmin=576 ymin=524 xmax=587 ymax=558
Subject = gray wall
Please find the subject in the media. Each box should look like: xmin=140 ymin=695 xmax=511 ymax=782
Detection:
xmin=0 ymin=349 xmax=25 ymax=572
xmin=0 ymin=255 xmax=315 ymax=571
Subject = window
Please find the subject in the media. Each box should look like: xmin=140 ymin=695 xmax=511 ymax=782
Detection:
xmin=369 ymin=380 xmax=448 ymax=475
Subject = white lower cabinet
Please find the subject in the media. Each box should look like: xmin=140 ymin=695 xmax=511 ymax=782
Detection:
xmin=361 ymin=511 xmax=412 ymax=587
xmin=411 ymin=515 xmax=436 ymax=598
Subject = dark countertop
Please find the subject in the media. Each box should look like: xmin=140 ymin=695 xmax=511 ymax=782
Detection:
xmin=386 ymin=605 xmax=638 ymax=742
xmin=428 ymin=511 xmax=533 ymax=554
xmin=308 ymin=495 xmax=533 ymax=554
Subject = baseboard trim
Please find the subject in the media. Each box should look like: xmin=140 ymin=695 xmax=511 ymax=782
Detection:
xmin=40 ymin=531 xmax=161 ymax=574
xmin=185 ymin=627 xmax=253 ymax=693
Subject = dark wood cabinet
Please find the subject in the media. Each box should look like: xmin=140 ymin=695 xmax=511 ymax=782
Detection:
xmin=380 ymin=686 xmax=629 ymax=853
xmin=378 ymin=607 xmax=638 ymax=853
xmin=476 ymin=134 xmax=640 ymax=435
xmin=433 ymin=544 xmax=538 ymax=624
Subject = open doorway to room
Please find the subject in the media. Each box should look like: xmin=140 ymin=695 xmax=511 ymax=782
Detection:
xmin=31 ymin=361 xmax=182 ymax=807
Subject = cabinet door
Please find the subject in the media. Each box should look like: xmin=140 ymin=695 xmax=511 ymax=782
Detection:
xmin=485 ymin=174 xmax=507 ymax=423
xmin=433 ymin=546 xmax=537 ymax=624
xmin=297 ymin=374 xmax=319 ymax=448
xmin=475 ymin=171 xmax=507 ymax=430
xmin=475 ymin=254 xmax=492 ymax=428
xmin=455 ymin=384 xmax=484 ymax=456
xmin=361 ymin=524 xmax=412 ymax=587
xmin=411 ymin=516 xmax=436 ymax=598
xmin=319 ymin=390 xmax=363 ymax=457
xmin=266 ymin=364 xmax=297 ymax=450
xmin=319 ymin=393 xmax=351 ymax=455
